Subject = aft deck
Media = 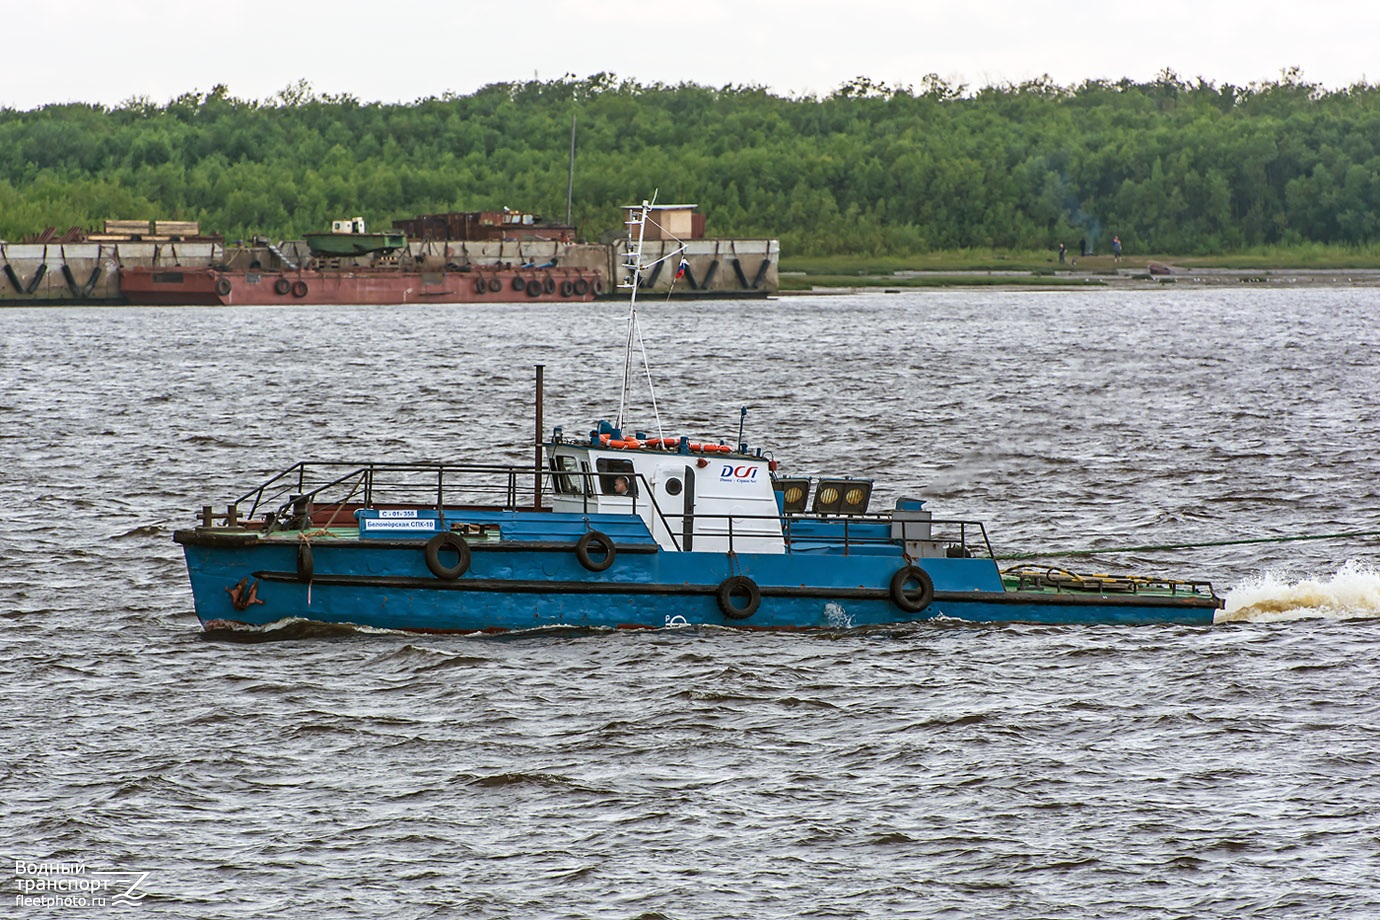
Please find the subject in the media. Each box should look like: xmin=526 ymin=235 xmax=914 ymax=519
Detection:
xmin=1001 ymin=565 xmax=1218 ymax=599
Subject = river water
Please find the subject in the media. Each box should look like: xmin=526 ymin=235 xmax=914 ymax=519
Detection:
xmin=3 ymin=288 xmax=1378 ymax=918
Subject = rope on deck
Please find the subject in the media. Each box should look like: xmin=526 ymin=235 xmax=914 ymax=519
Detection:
xmin=997 ymin=527 xmax=1380 ymax=560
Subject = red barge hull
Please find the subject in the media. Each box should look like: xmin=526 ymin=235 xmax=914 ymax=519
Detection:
xmin=120 ymin=266 xmax=604 ymax=306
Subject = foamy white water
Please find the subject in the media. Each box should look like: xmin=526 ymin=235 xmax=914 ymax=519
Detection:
xmin=1220 ymin=560 xmax=1380 ymax=622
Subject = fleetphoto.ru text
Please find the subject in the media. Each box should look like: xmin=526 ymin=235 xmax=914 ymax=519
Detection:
xmin=12 ymin=861 xmax=151 ymax=911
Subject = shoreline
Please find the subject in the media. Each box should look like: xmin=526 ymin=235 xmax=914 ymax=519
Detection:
xmin=784 ymin=265 xmax=1380 ymax=294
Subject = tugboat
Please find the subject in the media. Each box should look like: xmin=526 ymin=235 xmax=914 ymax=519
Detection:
xmin=172 ymin=202 xmax=1223 ymax=633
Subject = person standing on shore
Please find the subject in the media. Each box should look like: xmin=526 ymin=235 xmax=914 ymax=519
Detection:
xmin=1112 ymin=236 xmax=1122 ymax=262
xmin=1058 ymin=242 xmax=1066 ymax=264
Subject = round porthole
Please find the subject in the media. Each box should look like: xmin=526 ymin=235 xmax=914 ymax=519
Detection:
xmin=665 ymin=478 xmax=683 ymax=496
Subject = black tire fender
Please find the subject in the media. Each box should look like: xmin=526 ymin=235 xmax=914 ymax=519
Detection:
xmin=291 ymin=280 xmax=308 ymax=298
xmin=575 ymin=531 xmax=616 ymax=572
xmin=889 ymin=565 xmax=934 ymax=613
xmin=296 ymin=541 xmax=314 ymax=582
xmin=215 ymin=278 xmax=232 ymax=296
xmin=275 ymin=278 xmax=291 ymax=295
xmin=716 ymin=575 xmax=761 ymax=619
xmin=424 ymin=532 xmax=471 ymax=580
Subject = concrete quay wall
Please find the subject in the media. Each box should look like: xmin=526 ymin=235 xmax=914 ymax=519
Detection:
xmin=0 ymin=242 xmax=220 ymax=304
xmin=615 ymin=239 xmax=778 ymax=295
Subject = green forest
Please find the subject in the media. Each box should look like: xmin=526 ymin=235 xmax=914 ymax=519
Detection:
xmin=3 ymin=71 xmax=1380 ymax=258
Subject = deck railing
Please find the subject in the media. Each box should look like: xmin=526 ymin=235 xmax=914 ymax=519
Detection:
xmin=223 ymin=460 xmax=992 ymax=558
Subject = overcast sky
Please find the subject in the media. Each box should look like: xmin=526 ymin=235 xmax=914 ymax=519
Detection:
xmin=4 ymin=0 xmax=1375 ymax=110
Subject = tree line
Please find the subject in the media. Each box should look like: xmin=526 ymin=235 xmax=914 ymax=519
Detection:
xmin=2 ymin=70 xmax=1379 ymax=257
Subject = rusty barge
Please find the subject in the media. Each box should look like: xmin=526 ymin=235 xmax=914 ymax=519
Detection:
xmin=119 ymin=264 xmax=605 ymax=306
xmin=1 ymin=206 xmax=778 ymax=306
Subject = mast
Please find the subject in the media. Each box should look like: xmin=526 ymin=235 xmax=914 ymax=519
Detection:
xmin=616 ymin=198 xmax=688 ymax=440
xmin=533 ymin=364 xmax=544 ymax=510
xmin=616 ymin=200 xmax=651 ymax=432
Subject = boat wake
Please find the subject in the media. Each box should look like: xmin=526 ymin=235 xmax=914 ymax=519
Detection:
xmin=200 ymin=617 xmax=640 ymax=643
xmin=1218 ymin=561 xmax=1380 ymax=623
xmin=199 ymin=617 xmax=406 ymax=643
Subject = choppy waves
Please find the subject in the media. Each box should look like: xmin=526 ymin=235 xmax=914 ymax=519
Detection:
xmin=4 ymin=290 xmax=1380 ymax=918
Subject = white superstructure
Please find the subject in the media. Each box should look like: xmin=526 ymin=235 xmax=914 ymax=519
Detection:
xmin=546 ymin=441 xmax=785 ymax=554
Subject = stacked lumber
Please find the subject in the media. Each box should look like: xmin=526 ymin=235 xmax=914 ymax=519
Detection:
xmin=88 ymin=218 xmax=217 ymax=242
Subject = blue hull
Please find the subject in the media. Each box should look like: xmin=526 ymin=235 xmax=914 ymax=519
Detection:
xmin=180 ymin=537 xmax=1219 ymax=632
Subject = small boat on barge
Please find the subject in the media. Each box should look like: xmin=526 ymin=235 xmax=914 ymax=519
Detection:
xmin=172 ymin=201 xmax=1223 ymax=633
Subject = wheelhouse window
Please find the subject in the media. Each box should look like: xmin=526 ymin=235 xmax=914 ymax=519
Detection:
xmin=550 ymin=454 xmax=583 ymax=494
xmin=596 ymin=458 xmax=637 ymax=496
